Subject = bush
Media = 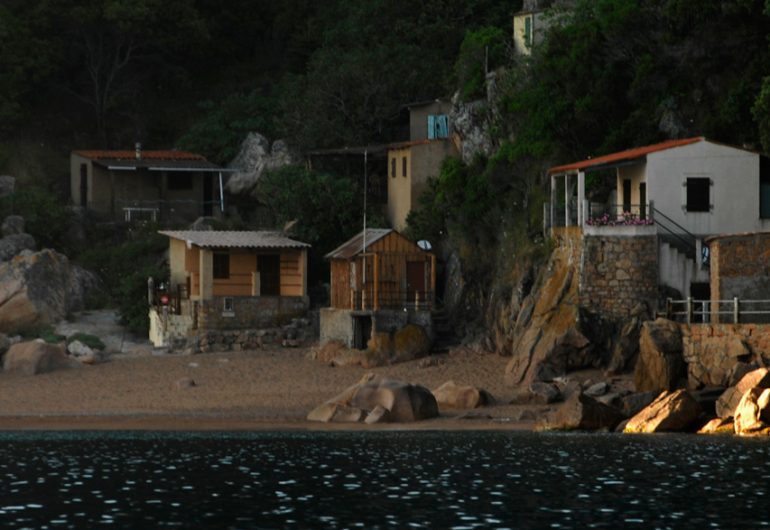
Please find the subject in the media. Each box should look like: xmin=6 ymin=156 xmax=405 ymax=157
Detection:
xmin=66 ymin=332 xmax=106 ymax=351
xmin=0 ymin=187 xmax=74 ymax=252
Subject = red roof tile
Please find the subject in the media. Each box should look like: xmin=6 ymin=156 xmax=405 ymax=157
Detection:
xmin=548 ymin=137 xmax=704 ymax=174
xmin=73 ymin=150 xmax=206 ymax=161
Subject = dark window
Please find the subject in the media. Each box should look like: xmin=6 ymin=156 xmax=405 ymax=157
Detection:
xmin=168 ymin=173 xmax=193 ymax=190
xmin=402 ymin=156 xmax=407 ymax=177
xmin=390 ymin=157 xmax=396 ymax=178
xmin=213 ymin=252 xmax=229 ymax=279
xmin=686 ymin=178 xmax=710 ymax=212
xmin=639 ymin=182 xmax=647 ymax=219
xmin=761 ymin=157 xmax=770 ymax=219
xmin=258 ymin=254 xmax=281 ymax=296
xmin=524 ymin=16 xmax=533 ymax=47
xmin=622 ymin=179 xmax=632 ymax=212
xmin=79 ymin=164 xmax=88 ymax=207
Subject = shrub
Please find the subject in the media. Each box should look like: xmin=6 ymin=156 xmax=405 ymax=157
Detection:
xmin=66 ymin=332 xmax=106 ymax=351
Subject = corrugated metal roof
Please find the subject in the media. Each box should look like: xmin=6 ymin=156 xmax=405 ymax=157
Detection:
xmin=74 ymin=150 xmax=224 ymax=171
xmin=325 ymin=228 xmax=393 ymax=259
xmin=549 ymin=137 xmax=704 ymax=174
xmin=159 ymin=231 xmax=310 ymax=249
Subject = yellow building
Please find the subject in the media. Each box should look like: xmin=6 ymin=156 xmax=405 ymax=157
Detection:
xmin=150 ymin=230 xmax=310 ymax=346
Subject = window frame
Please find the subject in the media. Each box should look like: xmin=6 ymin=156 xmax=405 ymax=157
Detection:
xmin=213 ymin=252 xmax=230 ymax=279
xmin=402 ymin=156 xmax=407 ymax=178
xmin=685 ymin=177 xmax=711 ymax=213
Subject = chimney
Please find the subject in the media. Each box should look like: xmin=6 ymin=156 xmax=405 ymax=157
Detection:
xmin=135 ymin=142 xmax=142 ymax=160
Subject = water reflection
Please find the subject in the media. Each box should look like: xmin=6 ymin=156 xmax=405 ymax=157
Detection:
xmin=0 ymin=431 xmax=767 ymax=528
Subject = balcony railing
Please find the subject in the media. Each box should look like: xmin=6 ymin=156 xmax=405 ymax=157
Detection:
xmin=666 ymin=297 xmax=770 ymax=324
xmin=351 ymin=289 xmax=434 ymax=311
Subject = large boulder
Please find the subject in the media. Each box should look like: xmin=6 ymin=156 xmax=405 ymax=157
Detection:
xmin=634 ymin=319 xmax=685 ymax=392
xmin=733 ymin=387 xmax=770 ymax=436
xmin=432 ymin=381 xmax=492 ymax=409
xmin=226 ymin=133 xmax=296 ymax=194
xmin=0 ymin=176 xmax=15 ymax=198
xmin=606 ymin=310 xmax=645 ymax=375
xmin=3 ymin=341 xmax=79 ymax=375
xmin=545 ymin=392 xmax=625 ymax=431
xmin=307 ymin=374 xmax=439 ymax=424
xmin=391 ymin=324 xmax=431 ymax=363
xmin=0 ymin=233 xmax=36 ymax=261
xmin=715 ymin=368 xmax=770 ymax=419
xmin=624 ymin=389 xmax=702 ymax=433
xmin=1 ymin=215 xmax=25 ymax=236
xmin=683 ymin=331 xmax=753 ymax=389
xmin=0 ymin=250 xmax=99 ymax=333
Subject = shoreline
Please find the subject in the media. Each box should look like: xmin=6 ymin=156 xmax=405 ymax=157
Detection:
xmin=0 ymin=414 xmax=533 ymax=432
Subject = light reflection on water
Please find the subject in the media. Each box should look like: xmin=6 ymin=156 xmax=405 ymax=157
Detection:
xmin=0 ymin=430 xmax=768 ymax=528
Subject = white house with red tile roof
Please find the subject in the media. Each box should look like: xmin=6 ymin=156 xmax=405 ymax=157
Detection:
xmin=547 ymin=137 xmax=770 ymax=300
xmin=70 ymin=146 xmax=235 ymax=224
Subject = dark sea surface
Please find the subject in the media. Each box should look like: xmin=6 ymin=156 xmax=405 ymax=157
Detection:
xmin=0 ymin=430 xmax=767 ymax=529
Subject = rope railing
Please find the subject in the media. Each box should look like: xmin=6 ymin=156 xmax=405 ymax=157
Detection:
xmin=665 ymin=297 xmax=770 ymax=324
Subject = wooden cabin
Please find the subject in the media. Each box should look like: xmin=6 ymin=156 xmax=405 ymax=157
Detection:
xmin=326 ymin=228 xmax=436 ymax=311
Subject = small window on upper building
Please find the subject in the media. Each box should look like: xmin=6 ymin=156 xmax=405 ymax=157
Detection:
xmin=427 ymin=115 xmax=449 ymax=139
xmin=524 ymin=15 xmax=533 ymax=48
xmin=686 ymin=178 xmax=711 ymax=212
xmin=402 ymin=156 xmax=407 ymax=177
xmin=391 ymin=157 xmax=396 ymax=178
xmin=213 ymin=252 xmax=230 ymax=279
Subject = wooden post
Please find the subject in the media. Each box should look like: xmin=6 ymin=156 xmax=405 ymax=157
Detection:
xmin=350 ymin=289 xmax=355 ymax=310
xmin=734 ymin=297 xmax=740 ymax=324
xmin=666 ymin=297 xmax=672 ymax=319
xmin=373 ymin=253 xmax=379 ymax=310
xmin=686 ymin=297 xmax=693 ymax=324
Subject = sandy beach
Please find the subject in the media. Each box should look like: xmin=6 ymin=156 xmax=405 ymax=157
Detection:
xmin=0 ymin=345 xmax=544 ymax=431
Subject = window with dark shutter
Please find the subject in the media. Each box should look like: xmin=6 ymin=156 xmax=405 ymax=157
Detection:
xmin=402 ymin=156 xmax=407 ymax=177
xmin=686 ymin=178 xmax=710 ymax=212
xmin=761 ymin=157 xmax=770 ymax=219
xmin=391 ymin=157 xmax=396 ymax=178
xmin=213 ymin=252 xmax=229 ymax=279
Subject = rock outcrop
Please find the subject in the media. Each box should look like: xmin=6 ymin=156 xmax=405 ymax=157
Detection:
xmin=715 ymin=368 xmax=770 ymax=419
xmin=226 ymin=133 xmax=296 ymax=194
xmin=505 ymin=237 xmax=599 ymax=385
xmin=432 ymin=381 xmax=492 ymax=409
xmin=0 ymin=249 xmax=99 ymax=333
xmin=624 ymin=389 xmax=702 ymax=433
xmin=634 ymin=319 xmax=685 ymax=392
xmin=545 ymin=392 xmax=625 ymax=431
xmin=733 ymin=387 xmax=770 ymax=436
xmin=3 ymin=341 xmax=79 ymax=375
xmin=698 ymin=417 xmax=734 ymax=434
xmin=307 ymin=374 xmax=439 ymax=424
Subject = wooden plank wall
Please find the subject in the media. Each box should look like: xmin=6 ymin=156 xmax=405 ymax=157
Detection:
xmin=280 ymin=250 xmax=304 ymax=297
xmin=330 ymin=260 xmax=351 ymax=308
xmin=213 ymin=251 xmax=255 ymax=296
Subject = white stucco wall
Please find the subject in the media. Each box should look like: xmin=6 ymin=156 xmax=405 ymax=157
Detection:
xmin=647 ymin=141 xmax=769 ymax=236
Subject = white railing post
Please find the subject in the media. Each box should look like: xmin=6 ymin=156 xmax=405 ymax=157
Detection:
xmin=686 ymin=297 xmax=693 ymax=324
xmin=734 ymin=297 xmax=740 ymax=324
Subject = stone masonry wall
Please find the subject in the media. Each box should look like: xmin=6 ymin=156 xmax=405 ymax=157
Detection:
xmin=681 ymin=323 xmax=770 ymax=388
xmin=198 ymin=295 xmax=308 ymax=330
xmin=710 ymin=233 xmax=770 ymax=322
xmin=579 ymin=234 xmax=658 ymax=319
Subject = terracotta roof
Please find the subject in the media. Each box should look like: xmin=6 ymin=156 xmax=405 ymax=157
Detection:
xmin=548 ymin=137 xmax=705 ymax=175
xmin=159 ymin=231 xmax=310 ymax=249
xmin=74 ymin=150 xmax=206 ymax=161
xmin=325 ymin=228 xmax=394 ymax=260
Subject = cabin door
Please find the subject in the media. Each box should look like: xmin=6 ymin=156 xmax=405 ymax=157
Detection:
xmin=406 ymin=261 xmax=426 ymax=302
xmin=258 ymin=255 xmax=281 ymax=296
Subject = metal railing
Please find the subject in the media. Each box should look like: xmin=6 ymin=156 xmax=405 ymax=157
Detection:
xmin=666 ymin=297 xmax=770 ymax=324
xmin=652 ymin=206 xmax=699 ymax=261
xmin=351 ymin=290 xmax=434 ymax=311
xmin=584 ymin=203 xmax=653 ymax=226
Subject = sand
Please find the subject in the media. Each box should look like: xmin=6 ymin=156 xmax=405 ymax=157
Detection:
xmin=0 ymin=346 xmax=548 ymax=431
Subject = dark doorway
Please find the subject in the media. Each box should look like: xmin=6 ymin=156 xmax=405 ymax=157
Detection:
xmin=203 ymin=173 xmax=213 ymax=216
xmin=691 ymin=282 xmax=711 ymax=323
xmin=406 ymin=261 xmax=426 ymax=301
xmin=622 ymin=179 xmax=632 ymax=213
xmin=258 ymin=255 xmax=281 ymax=296
xmin=639 ymin=182 xmax=647 ymax=219
xmin=353 ymin=315 xmax=372 ymax=350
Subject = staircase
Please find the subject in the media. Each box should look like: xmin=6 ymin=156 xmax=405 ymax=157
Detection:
xmin=431 ymin=308 xmax=460 ymax=353
xmin=653 ymin=207 xmax=709 ymax=297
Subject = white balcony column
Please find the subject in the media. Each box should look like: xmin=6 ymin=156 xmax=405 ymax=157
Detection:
xmin=564 ymin=173 xmax=571 ymax=227
xmin=577 ymin=170 xmax=585 ymax=226
xmin=550 ymin=174 xmax=556 ymax=230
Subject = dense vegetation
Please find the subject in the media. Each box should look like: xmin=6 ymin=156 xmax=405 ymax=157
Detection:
xmin=3 ymin=0 xmax=770 ymax=331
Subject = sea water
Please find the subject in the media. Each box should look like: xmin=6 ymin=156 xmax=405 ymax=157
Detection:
xmin=0 ymin=430 xmax=767 ymax=529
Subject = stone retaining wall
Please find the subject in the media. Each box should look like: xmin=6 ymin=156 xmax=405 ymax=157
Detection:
xmin=198 ymin=295 xmax=308 ymax=330
xmin=579 ymin=233 xmax=658 ymax=319
xmin=681 ymin=323 xmax=770 ymax=388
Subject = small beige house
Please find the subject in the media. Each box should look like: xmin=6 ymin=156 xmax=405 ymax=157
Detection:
xmin=386 ymin=100 xmax=458 ymax=231
xmin=150 ymin=230 xmax=310 ymax=346
xmin=71 ymin=147 xmax=232 ymax=223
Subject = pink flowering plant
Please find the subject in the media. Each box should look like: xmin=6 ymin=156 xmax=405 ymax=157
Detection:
xmin=586 ymin=211 xmax=654 ymax=226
